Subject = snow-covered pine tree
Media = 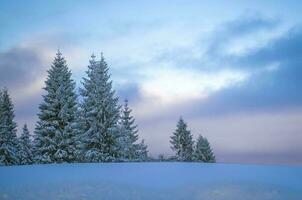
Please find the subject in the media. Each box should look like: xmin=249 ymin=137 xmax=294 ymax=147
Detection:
xmin=116 ymin=99 xmax=149 ymax=162
xmin=170 ymin=117 xmax=194 ymax=161
xmin=34 ymin=50 xmax=79 ymax=163
xmin=135 ymin=139 xmax=148 ymax=161
xmin=0 ymin=89 xmax=19 ymax=166
xmin=115 ymin=123 xmax=131 ymax=161
xmin=79 ymin=53 xmax=120 ymax=162
xmin=194 ymin=135 xmax=216 ymax=163
xmin=118 ymin=99 xmax=139 ymax=161
xmin=18 ymin=124 xmax=34 ymax=165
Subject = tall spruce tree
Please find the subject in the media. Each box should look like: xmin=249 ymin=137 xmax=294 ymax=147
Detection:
xmin=170 ymin=117 xmax=194 ymax=161
xmin=194 ymin=135 xmax=216 ymax=163
xmin=0 ymin=89 xmax=19 ymax=165
xmin=18 ymin=124 xmax=33 ymax=165
xmin=34 ymin=51 xmax=79 ymax=163
xmin=79 ymin=53 xmax=120 ymax=162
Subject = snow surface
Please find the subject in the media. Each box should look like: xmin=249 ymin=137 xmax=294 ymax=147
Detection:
xmin=0 ymin=162 xmax=301 ymax=200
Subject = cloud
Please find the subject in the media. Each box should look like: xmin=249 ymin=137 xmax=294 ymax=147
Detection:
xmin=100 ymin=16 xmax=279 ymax=118
xmin=0 ymin=47 xmax=44 ymax=88
xmin=140 ymin=67 xmax=247 ymax=104
xmin=206 ymin=13 xmax=280 ymax=58
xmin=144 ymin=18 xmax=302 ymax=117
xmin=116 ymin=82 xmax=141 ymax=104
xmin=0 ymin=47 xmax=45 ymax=133
xmin=196 ymin=26 xmax=302 ymax=115
xmin=152 ymin=14 xmax=281 ymax=73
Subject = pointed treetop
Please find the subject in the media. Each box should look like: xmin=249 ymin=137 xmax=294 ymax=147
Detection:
xmin=23 ymin=123 xmax=28 ymax=129
xmin=178 ymin=116 xmax=186 ymax=126
xmin=100 ymin=52 xmax=105 ymax=61
xmin=56 ymin=49 xmax=62 ymax=57
xmin=23 ymin=124 xmax=29 ymax=134
xmin=91 ymin=53 xmax=96 ymax=60
xmin=53 ymin=49 xmax=65 ymax=66
xmin=122 ymin=99 xmax=132 ymax=116
xmin=22 ymin=123 xmax=31 ymax=138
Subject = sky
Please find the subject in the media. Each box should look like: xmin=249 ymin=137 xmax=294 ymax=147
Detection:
xmin=1 ymin=0 xmax=302 ymax=164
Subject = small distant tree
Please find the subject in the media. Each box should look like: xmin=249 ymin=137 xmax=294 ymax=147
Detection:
xmin=158 ymin=154 xmax=165 ymax=162
xmin=0 ymin=89 xmax=19 ymax=166
xmin=194 ymin=135 xmax=215 ymax=163
xmin=135 ymin=139 xmax=148 ymax=161
xmin=170 ymin=117 xmax=194 ymax=161
xmin=18 ymin=124 xmax=34 ymax=165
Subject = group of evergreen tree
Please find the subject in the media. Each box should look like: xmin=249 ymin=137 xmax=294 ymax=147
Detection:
xmin=0 ymin=89 xmax=33 ymax=165
xmin=0 ymin=51 xmax=216 ymax=166
xmin=0 ymin=51 xmax=148 ymax=166
xmin=170 ymin=117 xmax=215 ymax=163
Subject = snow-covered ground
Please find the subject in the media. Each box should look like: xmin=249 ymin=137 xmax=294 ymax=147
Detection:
xmin=0 ymin=162 xmax=301 ymax=200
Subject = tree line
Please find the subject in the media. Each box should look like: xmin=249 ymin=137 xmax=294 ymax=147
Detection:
xmin=0 ymin=51 xmax=215 ymax=166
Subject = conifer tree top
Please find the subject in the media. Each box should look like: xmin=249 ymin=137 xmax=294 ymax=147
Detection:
xmin=22 ymin=124 xmax=30 ymax=136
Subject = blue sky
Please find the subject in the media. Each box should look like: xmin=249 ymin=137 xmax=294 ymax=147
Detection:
xmin=1 ymin=0 xmax=302 ymax=164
